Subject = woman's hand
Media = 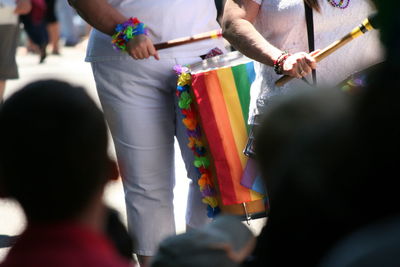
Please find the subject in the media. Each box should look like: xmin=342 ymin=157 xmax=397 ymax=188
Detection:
xmin=282 ymin=51 xmax=319 ymax=78
xmin=14 ymin=0 xmax=32 ymax=15
xmin=126 ymin=35 xmax=160 ymax=60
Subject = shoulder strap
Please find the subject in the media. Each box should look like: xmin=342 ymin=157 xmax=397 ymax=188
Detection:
xmin=304 ymin=1 xmax=317 ymax=85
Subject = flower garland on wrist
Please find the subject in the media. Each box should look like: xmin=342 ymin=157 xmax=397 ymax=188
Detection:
xmin=111 ymin=17 xmax=147 ymax=51
xmin=273 ymin=51 xmax=291 ymax=75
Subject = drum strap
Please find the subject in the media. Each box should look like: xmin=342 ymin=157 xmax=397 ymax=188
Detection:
xmin=304 ymin=1 xmax=317 ymax=85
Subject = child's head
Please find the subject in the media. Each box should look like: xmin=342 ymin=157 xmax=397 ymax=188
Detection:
xmin=0 ymin=80 xmax=114 ymax=223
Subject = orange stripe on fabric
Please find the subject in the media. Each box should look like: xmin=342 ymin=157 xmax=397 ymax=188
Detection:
xmin=216 ymin=67 xmax=248 ymax=169
xmin=203 ymin=70 xmax=251 ymax=205
xmin=192 ymin=73 xmax=237 ymax=205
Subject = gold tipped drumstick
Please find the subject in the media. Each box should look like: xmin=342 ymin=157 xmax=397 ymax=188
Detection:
xmin=275 ymin=13 xmax=379 ymax=87
xmin=154 ymin=29 xmax=223 ymax=50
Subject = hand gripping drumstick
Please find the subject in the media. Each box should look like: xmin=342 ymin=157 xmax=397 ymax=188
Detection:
xmin=154 ymin=29 xmax=223 ymax=50
xmin=275 ymin=13 xmax=379 ymax=87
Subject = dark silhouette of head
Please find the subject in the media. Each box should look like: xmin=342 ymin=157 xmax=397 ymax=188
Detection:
xmin=253 ymin=89 xmax=355 ymax=266
xmin=0 ymin=80 xmax=113 ymax=223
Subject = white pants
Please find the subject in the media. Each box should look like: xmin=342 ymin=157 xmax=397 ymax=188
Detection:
xmin=91 ymin=56 xmax=210 ymax=256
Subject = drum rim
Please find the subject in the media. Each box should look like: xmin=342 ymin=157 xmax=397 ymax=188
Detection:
xmin=190 ymin=51 xmax=253 ymax=74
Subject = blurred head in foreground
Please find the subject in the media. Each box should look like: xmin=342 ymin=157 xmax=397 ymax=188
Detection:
xmin=253 ymin=88 xmax=355 ymax=266
xmin=0 ymin=80 xmax=133 ymax=267
xmin=0 ymin=79 xmax=116 ymax=223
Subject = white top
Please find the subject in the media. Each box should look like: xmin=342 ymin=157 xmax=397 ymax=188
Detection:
xmin=85 ymin=0 xmax=224 ymax=62
xmin=248 ymin=0 xmax=383 ymax=121
xmin=0 ymin=0 xmax=18 ymax=25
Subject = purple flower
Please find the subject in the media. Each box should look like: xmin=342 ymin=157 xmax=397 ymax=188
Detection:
xmin=187 ymin=127 xmax=201 ymax=138
xmin=201 ymin=185 xmax=215 ymax=197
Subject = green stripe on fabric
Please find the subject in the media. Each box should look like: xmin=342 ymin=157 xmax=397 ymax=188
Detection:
xmin=232 ymin=64 xmax=251 ymax=132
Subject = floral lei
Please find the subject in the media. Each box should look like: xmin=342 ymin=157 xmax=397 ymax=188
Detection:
xmin=174 ymin=65 xmax=221 ymax=218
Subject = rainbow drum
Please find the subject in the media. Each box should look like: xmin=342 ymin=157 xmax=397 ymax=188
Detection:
xmin=175 ymin=51 xmax=267 ymax=220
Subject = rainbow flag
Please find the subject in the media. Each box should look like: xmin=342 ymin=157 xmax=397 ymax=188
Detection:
xmin=191 ymin=61 xmax=264 ymax=205
xmin=241 ymin=158 xmax=267 ymax=195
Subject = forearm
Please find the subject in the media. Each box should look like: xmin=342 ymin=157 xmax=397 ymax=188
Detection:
xmin=223 ymin=19 xmax=283 ymax=66
xmin=222 ymin=0 xmax=283 ymax=66
xmin=68 ymin=0 xmax=126 ymax=36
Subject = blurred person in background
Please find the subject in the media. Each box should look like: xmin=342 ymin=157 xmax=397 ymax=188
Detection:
xmin=0 ymin=0 xmax=31 ymax=102
xmin=45 ymin=0 xmax=60 ymax=54
xmin=20 ymin=0 xmax=48 ymax=63
xmin=56 ymin=0 xmax=79 ymax=46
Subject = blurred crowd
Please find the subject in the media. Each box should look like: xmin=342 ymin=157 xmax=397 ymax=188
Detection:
xmin=20 ymin=0 xmax=88 ymax=63
xmin=0 ymin=0 xmax=89 ymax=102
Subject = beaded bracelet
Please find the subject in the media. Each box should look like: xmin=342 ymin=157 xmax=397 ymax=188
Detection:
xmin=273 ymin=51 xmax=291 ymax=75
xmin=111 ymin=17 xmax=147 ymax=52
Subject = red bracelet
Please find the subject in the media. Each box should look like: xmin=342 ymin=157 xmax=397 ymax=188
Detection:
xmin=273 ymin=51 xmax=290 ymax=75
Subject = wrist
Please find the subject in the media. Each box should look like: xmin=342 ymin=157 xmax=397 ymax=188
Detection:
xmin=273 ymin=51 xmax=291 ymax=75
xmin=111 ymin=17 xmax=147 ymax=51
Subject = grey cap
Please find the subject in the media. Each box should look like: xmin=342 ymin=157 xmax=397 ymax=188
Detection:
xmin=151 ymin=215 xmax=255 ymax=267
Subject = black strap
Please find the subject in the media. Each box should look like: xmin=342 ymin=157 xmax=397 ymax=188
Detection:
xmin=304 ymin=2 xmax=317 ymax=85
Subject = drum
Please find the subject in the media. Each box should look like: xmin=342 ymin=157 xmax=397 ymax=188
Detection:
xmin=175 ymin=51 xmax=267 ymax=220
xmin=339 ymin=62 xmax=384 ymax=93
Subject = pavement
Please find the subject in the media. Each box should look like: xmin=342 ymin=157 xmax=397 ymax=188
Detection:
xmin=0 ymin=43 xmax=264 ymax=262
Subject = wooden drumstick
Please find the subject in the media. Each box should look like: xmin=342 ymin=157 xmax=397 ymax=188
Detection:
xmin=154 ymin=29 xmax=223 ymax=50
xmin=275 ymin=13 xmax=379 ymax=87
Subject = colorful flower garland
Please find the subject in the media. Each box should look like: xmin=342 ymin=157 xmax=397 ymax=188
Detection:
xmin=174 ymin=65 xmax=221 ymax=218
xmin=111 ymin=17 xmax=148 ymax=52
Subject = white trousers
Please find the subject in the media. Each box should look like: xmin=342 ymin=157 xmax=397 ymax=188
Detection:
xmin=91 ymin=56 xmax=210 ymax=256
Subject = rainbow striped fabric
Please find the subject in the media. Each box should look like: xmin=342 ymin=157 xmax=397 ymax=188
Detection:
xmin=190 ymin=59 xmax=264 ymax=206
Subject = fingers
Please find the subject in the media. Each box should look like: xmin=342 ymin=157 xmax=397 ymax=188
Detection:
xmin=127 ymin=35 xmax=159 ymax=60
xmin=128 ymin=43 xmax=148 ymax=60
xmin=148 ymin=44 xmax=160 ymax=60
xmin=299 ymin=59 xmax=312 ymax=76
xmin=295 ymin=58 xmax=304 ymax=78
xmin=282 ymin=52 xmax=317 ymax=78
xmin=304 ymin=53 xmax=317 ymax=70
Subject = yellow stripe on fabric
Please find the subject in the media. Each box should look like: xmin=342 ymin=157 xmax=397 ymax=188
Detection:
xmin=250 ymin=189 xmax=264 ymax=201
xmin=216 ymin=67 xmax=248 ymax=169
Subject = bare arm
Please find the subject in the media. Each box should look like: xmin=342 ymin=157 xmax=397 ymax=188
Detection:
xmin=222 ymin=0 xmax=281 ymax=65
xmin=222 ymin=0 xmax=316 ymax=78
xmin=68 ymin=0 xmax=159 ymax=60
xmin=68 ymin=0 xmax=126 ymax=36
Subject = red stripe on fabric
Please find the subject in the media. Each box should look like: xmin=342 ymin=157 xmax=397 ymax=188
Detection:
xmin=192 ymin=71 xmax=251 ymax=205
xmin=192 ymin=72 xmax=237 ymax=204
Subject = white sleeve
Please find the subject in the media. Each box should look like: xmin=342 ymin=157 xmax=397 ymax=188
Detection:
xmin=251 ymin=0 xmax=262 ymax=5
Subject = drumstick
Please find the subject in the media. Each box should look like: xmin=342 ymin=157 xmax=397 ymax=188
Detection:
xmin=154 ymin=29 xmax=223 ymax=50
xmin=275 ymin=13 xmax=379 ymax=87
